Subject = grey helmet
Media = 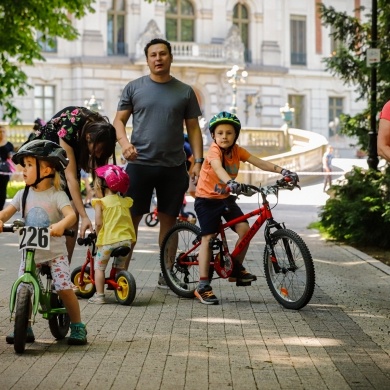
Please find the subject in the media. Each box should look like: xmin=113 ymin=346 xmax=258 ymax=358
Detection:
xmin=13 ymin=139 xmax=69 ymax=172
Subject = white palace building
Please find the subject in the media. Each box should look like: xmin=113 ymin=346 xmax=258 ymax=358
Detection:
xmin=8 ymin=0 xmax=370 ymax=142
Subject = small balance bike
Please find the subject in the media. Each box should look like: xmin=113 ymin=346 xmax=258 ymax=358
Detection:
xmin=4 ymin=219 xmax=74 ymax=354
xmin=71 ymin=232 xmax=136 ymax=305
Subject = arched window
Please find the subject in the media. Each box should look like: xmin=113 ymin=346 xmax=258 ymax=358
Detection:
xmin=165 ymin=0 xmax=195 ymax=42
xmin=233 ymin=3 xmax=250 ymax=62
xmin=107 ymin=0 xmax=126 ymax=55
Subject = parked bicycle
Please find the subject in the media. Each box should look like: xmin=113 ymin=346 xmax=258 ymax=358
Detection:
xmin=4 ymin=219 xmax=74 ymax=354
xmin=144 ymin=206 xmax=197 ymax=227
xmin=160 ymin=178 xmax=315 ymax=310
xmin=71 ymin=232 xmax=136 ymax=305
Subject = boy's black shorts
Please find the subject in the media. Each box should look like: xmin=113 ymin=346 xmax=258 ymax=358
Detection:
xmin=194 ymin=196 xmax=248 ymax=236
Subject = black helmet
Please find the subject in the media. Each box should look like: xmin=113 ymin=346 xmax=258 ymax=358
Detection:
xmin=13 ymin=140 xmax=69 ymax=172
xmin=209 ymin=111 xmax=241 ymax=144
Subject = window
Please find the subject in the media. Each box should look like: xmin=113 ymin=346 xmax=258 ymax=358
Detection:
xmin=233 ymin=3 xmax=250 ymax=62
xmin=165 ymin=0 xmax=195 ymax=42
xmin=328 ymin=97 xmax=343 ymax=136
xmin=108 ymin=0 xmax=126 ymax=55
xmin=37 ymin=31 xmax=57 ymax=53
xmin=330 ymin=25 xmax=342 ymax=56
xmin=290 ymin=16 xmax=306 ymax=65
xmin=34 ymin=85 xmax=55 ymax=121
xmin=288 ymin=95 xmax=305 ymax=129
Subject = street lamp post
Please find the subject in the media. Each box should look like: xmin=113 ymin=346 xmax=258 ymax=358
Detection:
xmin=226 ymin=65 xmax=248 ymax=114
xmin=84 ymin=93 xmax=102 ymax=113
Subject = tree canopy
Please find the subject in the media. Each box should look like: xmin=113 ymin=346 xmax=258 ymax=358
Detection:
xmin=319 ymin=1 xmax=390 ymax=150
xmin=0 ymin=0 xmax=95 ymax=123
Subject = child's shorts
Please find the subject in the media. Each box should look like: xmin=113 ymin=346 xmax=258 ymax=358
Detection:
xmin=95 ymin=240 xmax=132 ymax=271
xmin=19 ymin=254 xmax=73 ymax=292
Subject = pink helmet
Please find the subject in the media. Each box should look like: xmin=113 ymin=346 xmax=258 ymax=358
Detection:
xmin=95 ymin=164 xmax=130 ymax=194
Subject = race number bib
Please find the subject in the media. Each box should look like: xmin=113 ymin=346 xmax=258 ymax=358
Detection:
xmin=18 ymin=226 xmax=50 ymax=251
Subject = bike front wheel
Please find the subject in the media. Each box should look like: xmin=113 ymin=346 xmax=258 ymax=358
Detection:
xmin=145 ymin=212 xmax=159 ymax=227
xmin=160 ymin=222 xmax=202 ymax=298
xmin=114 ymin=271 xmax=136 ymax=305
xmin=263 ymin=229 xmax=315 ymax=310
xmin=14 ymin=286 xmax=31 ymax=354
xmin=48 ymin=293 xmax=70 ymax=339
xmin=71 ymin=266 xmax=95 ymax=299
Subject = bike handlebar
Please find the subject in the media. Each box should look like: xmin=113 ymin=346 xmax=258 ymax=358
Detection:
xmin=77 ymin=232 xmax=97 ymax=246
xmin=215 ymin=177 xmax=300 ymax=196
xmin=2 ymin=219 xmax=74 ymax=237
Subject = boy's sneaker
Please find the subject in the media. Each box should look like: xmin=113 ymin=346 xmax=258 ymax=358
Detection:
xmin=194 ymin=285 xmax=219 ymax=305
xmin=6 ymin=326 xmax=35 ymax=344
xmin=228 ymin=265 xmax=257 ymax=283
xmin=88 ymin=293 xmax=106 ymax=304
xmin=68 ymin=323 xmax=87 ymax=345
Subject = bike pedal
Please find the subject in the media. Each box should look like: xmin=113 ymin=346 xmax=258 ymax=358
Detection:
xmin=236 ymin=280 xmax=252 ymax=287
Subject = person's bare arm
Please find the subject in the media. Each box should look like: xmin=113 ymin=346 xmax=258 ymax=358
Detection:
xmin=246 ymin=155 xmax=283 ymax=174
xmin=113 ymin=110 xmax=138 ymax=161
xmin=60 ymin=139 xmax=92 ymax=237
xmin=377 ymin=118 xmax=390 ymax=161
xmin=186 ymin=118 xmax=203 ymax=183
xmin=94 ymin=202 xmax=103 ymax=235
xmin=50 ymin=205 xmax=77 ymax=237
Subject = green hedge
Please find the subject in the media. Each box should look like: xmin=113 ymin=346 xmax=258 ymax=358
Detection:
xmin=7 ymin=181 xmax=26 ymax=199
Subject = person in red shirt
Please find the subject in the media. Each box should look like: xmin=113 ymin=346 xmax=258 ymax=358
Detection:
xmin=378 ymin=101 xmax=390 ymax=161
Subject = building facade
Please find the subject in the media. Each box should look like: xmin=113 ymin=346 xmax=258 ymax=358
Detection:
xmin=12 ymin=0 xmax=370 ymax=139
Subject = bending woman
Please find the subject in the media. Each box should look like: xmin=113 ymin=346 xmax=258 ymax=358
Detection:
xmin=30 ymin=106 xmax=117 ymax=261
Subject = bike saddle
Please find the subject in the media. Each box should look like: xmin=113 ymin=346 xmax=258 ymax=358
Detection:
xmin=111 ymin=246 xmax=130 ymax=258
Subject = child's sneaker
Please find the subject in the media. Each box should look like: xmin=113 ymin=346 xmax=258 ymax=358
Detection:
xmin=6 ymin=326 xmax=35 ymax=344
xmin=228 ymin=265 xmax=257 ymax=283
xmin=68 ymin=323 xmax=87 ymax=345
xmin=157 ymin=273 xmax=169 ymax=289
xmin=194 ymin=285 xmax=219 ymax=305
xmin=88 ymin=293 xmax=106 ymax=304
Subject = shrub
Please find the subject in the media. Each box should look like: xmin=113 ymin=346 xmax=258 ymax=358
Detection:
xmin=319 ymin=165 xmax=390 ymax=249
xmin=7 ymin=181 xmax=26 ymax=199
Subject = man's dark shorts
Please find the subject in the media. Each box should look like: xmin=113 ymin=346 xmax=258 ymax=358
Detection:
xmin=194 ymin=196 xmax=247 ymax=236
xmin=125 ymin=163 xmax=189 ymax=217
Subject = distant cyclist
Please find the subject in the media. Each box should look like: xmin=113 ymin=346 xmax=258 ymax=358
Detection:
xmin=194 ymin=112 xmax=299 ymax=305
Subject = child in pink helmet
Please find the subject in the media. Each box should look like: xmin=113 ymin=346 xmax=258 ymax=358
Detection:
xmin=88 ymin=165 xmax=136 ymax=304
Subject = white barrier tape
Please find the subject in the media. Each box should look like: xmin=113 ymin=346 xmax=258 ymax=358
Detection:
xmin=0 ymin=171 xmax=22 ymax=176
xmin=240 ymin=170 xmax=351 ymax=176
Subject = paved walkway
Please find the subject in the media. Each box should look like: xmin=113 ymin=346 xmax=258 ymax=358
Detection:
xmin=1 ymin=160 xmax=390 ymax=389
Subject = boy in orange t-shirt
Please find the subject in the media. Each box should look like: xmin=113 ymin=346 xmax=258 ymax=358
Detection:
xmin=194 ymin=112 xmax=299 ymax=305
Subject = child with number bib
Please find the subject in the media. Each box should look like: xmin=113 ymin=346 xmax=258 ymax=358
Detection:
xmin=88 ymin=164 xmax=136 ymax=304
xmin=0 ymin=140 xmax=87 ymax=345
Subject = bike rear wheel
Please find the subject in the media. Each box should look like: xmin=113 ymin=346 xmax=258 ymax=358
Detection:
xmin=71 ymin=266 xmax=95 ymax=299
xmin=48 ymin=293 xmax=70 ymax=339
xmin=160 ymin=222 xmax=202 ymax=298
xmin=145 ymin=212 xmax=159 ymax=227
xmin=263 ymin=229 xmax=315 ymax=310
xmin=114 ymin=271 xmax=136 ymax=305
xmin=14 ymin=286 xmax=31 ymax=354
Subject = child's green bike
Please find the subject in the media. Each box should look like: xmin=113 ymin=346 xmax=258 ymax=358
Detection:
xmin=4 ymin=219 xmax=74 ymax=354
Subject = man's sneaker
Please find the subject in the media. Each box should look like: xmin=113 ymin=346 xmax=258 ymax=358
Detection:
xmin=6 ymin=326 xmax=35 ymax=344
xmin=88 ymin=293 xmax=106 ymax=304
xmin=157 ymin=273 xmax=169 ymax=289
xmin=228 ymin=265 xmax=257 ymax=283
xmin=194 ymin=285 xmax=219 ymax=305
xmin=68 ymin=323 xmax=87 ymax=345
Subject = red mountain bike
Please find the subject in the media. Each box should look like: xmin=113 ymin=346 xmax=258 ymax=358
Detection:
xmin=160 ymin=178 xmax=315 ymax=310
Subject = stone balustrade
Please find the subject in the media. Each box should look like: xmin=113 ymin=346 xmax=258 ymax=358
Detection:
xmin=3 ymin=124 xmax=327 ymax=186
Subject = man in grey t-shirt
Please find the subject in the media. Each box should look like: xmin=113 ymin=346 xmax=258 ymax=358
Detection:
xmin=113 ymin=38 xmax=204 ymax=287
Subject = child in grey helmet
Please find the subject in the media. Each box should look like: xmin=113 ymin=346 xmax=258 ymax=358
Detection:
xmin=0 ymin=140 xmax=87 ymax=345
xmin=194 ymin=112 xmax=299 ymax=305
